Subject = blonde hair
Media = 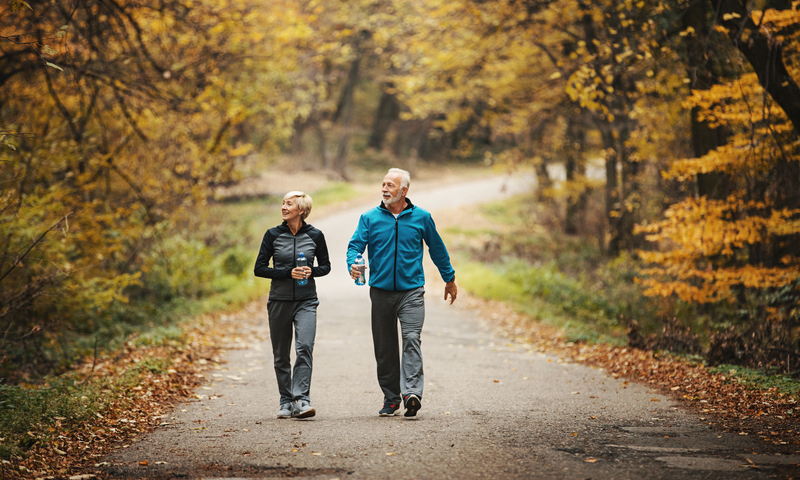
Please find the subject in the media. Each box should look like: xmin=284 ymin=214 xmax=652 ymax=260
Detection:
xmin=284 ymin=191 xmax=313 ymax=220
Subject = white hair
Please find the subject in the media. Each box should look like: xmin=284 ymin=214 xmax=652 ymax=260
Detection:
xmin=388 ymin=168 xmax=411 ymax=190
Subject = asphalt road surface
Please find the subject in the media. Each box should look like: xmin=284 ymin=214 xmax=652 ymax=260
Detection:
xmin=103 ymin=174 xmax=799 ymax=479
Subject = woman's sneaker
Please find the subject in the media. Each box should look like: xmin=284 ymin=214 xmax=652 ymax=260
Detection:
xmin=403 ymin=394 xmax=421 ymax=417
xmin=277 ymin=403 xmax=293 ymax=419
xmin=293 ymin=400 xmax=316 ymax=418
xmin=378 ymin=402 xmax=400 ymax=416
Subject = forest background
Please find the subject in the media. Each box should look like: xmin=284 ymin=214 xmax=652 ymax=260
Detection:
xmin=1 ymin=0 xmax=800 ymax=469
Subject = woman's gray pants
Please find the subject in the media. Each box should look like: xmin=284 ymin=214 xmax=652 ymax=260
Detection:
xmin=268 ymin=298 xmax=319 ymax=405
xmin=370 ymin=287 xmax=425 ymax=405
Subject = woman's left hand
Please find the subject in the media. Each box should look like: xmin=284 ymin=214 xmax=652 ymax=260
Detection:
xmin=291 ymin=267 xmax=312 ymax=280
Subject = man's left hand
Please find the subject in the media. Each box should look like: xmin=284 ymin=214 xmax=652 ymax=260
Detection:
xmin=444 ymin=280 xmax=458 ymax=305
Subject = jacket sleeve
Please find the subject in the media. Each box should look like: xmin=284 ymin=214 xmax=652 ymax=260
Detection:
xmin=346 ymin=214 xmax=369 ymax=269
xmin=311 ymin=230 xmax=331 ymax=278
xmin=423 ymin=214 xmax=456 ymax=282
xmin=254 ymin=230 xmax=292 ymax=279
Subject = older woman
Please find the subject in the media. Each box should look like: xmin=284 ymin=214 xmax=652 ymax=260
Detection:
xmin=254 ymin=191 xmax=331 ymax=418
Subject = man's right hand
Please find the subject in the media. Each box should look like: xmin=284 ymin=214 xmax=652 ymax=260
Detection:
xmin=350 ymin=263 xmax=366 ymax=280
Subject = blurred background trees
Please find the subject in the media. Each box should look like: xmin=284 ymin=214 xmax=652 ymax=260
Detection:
xmin=2 ymin=0 xmax=798 ymax=381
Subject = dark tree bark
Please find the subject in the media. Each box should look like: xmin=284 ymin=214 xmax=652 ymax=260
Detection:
xmin=600 ymin=124 xmax=621 ymax=257
xmin=331 ymin=37 xmax=365 ymax=179
xmin=564 ymin=114 xmax=588 ymax=235
xmin=368 ymin=84 xmax=400 ymax=150
xmin=684 ymin=3 xmax=729 ymax=199
xmin=711 ymin=0 xmax=800 ymax=133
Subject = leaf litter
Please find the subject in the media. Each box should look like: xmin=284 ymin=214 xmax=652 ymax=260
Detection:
xmin=0 ymin=300 xmax=265 ymax=479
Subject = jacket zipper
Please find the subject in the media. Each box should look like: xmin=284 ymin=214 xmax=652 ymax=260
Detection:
xmin=393 ymin=217 xmax=399 ymax=291
xmin=292 ymin=236 xmax=297 ymax=301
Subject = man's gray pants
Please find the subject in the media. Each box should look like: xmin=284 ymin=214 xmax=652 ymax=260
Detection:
xmin=370 ymin=287 xmax=425 ymax=405
xmin=268 ymin=298 xmax=319 ymax=405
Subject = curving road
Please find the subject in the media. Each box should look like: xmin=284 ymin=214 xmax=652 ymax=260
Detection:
xmin=103 ymin=173 xmax=798 ymax=479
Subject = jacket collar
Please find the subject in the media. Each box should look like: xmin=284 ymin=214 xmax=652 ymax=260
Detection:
xmin=379 ymin=197 xmax=414 ymax=215
xmin=279 ymin=220 xmax=310 ymax=234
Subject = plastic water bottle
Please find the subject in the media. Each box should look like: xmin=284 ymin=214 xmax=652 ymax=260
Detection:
xmin=297 ymin=252 xmax=308 ymax=286
xmin=354 ymin=253 xmax=366 ymax=286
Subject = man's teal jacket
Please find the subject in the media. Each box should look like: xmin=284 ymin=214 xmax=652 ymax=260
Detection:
xmin=346 ymin=198 xmax=455 ymax=291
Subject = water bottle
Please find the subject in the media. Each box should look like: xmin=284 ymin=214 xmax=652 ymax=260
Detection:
xmin=354 ymin=253 xmax=366 ymax=286
xmin=297 ymin=252 xmax=308 ymax=286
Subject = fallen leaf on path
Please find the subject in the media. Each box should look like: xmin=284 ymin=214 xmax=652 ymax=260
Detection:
xmin=584 ymin=458 xmax=598 ymax=463
xmin=53 ymin=447 xmax=66 ymax=455
xmin=139 ymin=460 xmax=149 ymax=466
xmin=650 ymin=398 xmax=660 ymax=402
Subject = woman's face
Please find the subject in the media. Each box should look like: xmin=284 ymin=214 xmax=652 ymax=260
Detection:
xmin=282 ymin=197 xmax=303 ymax=222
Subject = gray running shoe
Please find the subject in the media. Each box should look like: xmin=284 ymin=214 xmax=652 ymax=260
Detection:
xmin=293 ymin=399 xmax=316 ymax=418
xmin=277 ymin=403 xmax=293 ymax=419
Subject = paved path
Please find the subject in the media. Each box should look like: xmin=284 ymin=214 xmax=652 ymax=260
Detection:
xmin=104 ymin=174 xmax=799 ymax=479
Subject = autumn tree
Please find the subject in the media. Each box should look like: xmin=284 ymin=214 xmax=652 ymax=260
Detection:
xmin=0 ymin=0 xmax=306 ymax=378
xmin=638 ymin=2 xmax=800 ymax=368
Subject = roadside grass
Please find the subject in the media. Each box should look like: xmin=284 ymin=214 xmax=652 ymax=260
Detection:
xmin=441 ymin=195 xmax=800 ymax=395
xmin=451 ymin=253 xmax=627 ymax=346
xmin=708 ymin=364 xmax=800 ymax=396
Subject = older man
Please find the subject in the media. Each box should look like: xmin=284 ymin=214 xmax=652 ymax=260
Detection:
xmin=347 ymin=168 xmax=458 ymax=417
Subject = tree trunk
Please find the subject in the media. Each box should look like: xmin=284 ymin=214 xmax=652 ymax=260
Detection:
xmin=316 ymin=122 xmax=330 ymax=170
xmin=617 ymin=121 xmax=639 ymax=251
xmin=684 ymin=2 xmax=729 ymax=199
xmin=565 ymin=115 xmax=587 ymax=235
xmin=601 ymin=124 xmax=621 ymax=256
xmin=368 ymin=84 xmax=400 ymax=150
xmin=711 ymin=0 xmax=800 ymax=134
xmin=531 ymin=121 xmax=554 ymax=204
xmin=291 ymin=118 xmax=307 ymax=155
xmin=332 ymin=54 xmax=361 ymax=180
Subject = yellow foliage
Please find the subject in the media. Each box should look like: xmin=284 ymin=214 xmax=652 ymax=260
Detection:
xmin=637 ymin=2 xmax=800 ymax=304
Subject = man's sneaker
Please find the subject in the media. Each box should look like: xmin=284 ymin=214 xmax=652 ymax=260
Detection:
xmin=293 ymin=399 xmax=316 ymax=419
xmin=403 ymin=394 xmax=421 ymax=417
xmin=378 ymin=402 xmax=400 ymax=416
xmin=277 ymin=403 xmax=293 ymax=419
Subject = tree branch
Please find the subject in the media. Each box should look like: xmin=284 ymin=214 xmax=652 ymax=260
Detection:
xmin=0 ymin=212 xmax=73 ymax=284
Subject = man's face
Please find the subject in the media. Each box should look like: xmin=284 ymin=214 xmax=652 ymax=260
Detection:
xmin=382 ymin=173 xmax=406 ymax=206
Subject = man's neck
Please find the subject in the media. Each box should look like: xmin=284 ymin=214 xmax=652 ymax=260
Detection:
xmin=386 ymin=198 xmax=405 ymax=215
